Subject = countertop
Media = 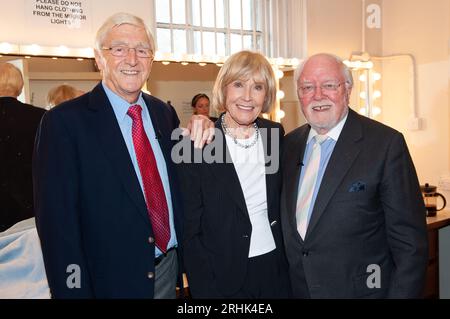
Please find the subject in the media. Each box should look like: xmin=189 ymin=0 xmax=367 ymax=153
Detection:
xmin=427 ymin=210 xmax=450 ymax=230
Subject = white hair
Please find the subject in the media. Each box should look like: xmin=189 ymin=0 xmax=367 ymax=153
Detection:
xmin=294 ymin=53 xmax=353 ymax=89
xmin=95 ymin=12 xmax=155 ymax=53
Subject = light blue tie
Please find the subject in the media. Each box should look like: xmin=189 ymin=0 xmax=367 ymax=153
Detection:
xmin=296 ymin=134 xmax=328 ymax=238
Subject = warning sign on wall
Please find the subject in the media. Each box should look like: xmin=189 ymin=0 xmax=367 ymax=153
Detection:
xmin=25 ymin=0 xmax=91 ymax=30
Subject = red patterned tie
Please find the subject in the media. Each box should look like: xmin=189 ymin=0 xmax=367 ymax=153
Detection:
xmin=127 ymin=104 xmax=170 ymax=253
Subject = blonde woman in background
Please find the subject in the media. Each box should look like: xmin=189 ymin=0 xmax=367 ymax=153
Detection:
xmin=47 ymin=84 xmax=84 ymax=108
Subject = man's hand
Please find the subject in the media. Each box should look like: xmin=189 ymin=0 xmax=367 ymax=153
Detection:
xmin=182 ymin=115 xmax=215 ymax=148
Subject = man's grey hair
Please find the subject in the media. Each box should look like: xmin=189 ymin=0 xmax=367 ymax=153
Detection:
xmin=95 ymin=12 xmax=155 ymax=53
xmin=294 ymin=53 xmax=354 ymax=89
xmin=0 ymin=62 xmax=24 ymax=97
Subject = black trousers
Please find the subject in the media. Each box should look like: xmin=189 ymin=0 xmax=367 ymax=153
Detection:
xmin=229 ymin=249 xmax=291 ymax=299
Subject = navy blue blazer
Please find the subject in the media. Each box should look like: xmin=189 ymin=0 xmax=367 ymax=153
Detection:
xmin=33 ymin=83 xmax=183 ymax=298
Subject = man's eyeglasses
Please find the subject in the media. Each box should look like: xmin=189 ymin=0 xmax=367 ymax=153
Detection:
xmin=102 ymin=45 xmax=153 ymax=58
xmin=298 ymin=82 xmax=347 ymax=97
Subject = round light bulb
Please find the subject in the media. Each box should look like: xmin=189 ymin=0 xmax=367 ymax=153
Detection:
xmin=276 ymin=57 xmax=284 ymax=66
xmin=373 ymin=90 xmax=381 ymax=99
xmin=290 ymin=58 xmax=300 ymax=66
xmin=0 ymin=42 xmax=13 ymax=54
xmin=173 ymin=53 xmax=182 ymax=62
xmin=29 ymin=44 xmax=41 ymax=55
xmin=82 ymin=47 xmax=94 ymax=58
xmin=154 ymin=51 xmax=163 ymax=60
xmin=275 ymin=69 xmax=284 ymax=79
xmin=57 ymin=45 xmax=69 ymax=56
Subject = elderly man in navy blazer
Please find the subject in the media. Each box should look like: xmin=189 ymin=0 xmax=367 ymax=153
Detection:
xmin=33 ymin=12 xmax=212 ymax=299
xmin=281 ymin=53 xmax=428 ymax=298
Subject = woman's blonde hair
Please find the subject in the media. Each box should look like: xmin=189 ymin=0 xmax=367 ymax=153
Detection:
xmin=47 ymin=84 xmax=82 ymax=107
xmin=212 ymin=50 xmax=276 ymax=114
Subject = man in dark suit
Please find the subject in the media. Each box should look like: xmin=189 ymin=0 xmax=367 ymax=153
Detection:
xmin=0 ymin=62 xmax=45 ymax=232
xmin=281 ymin=53 xmax=428 ymax=298
xmin=33 ymin=13 xmax=212 ymax=298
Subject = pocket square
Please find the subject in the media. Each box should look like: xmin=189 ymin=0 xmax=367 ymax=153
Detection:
xmin=349 ymin=181 xmax=366 ymax=192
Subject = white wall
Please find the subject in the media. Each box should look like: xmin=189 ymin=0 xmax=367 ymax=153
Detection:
xmin=149 ymin=80 xmax=215 ymax=128
xmin=306 ymin=0 xmax=363 ymax=57
xmin=382 ymin=0 xmax=450 ymax=196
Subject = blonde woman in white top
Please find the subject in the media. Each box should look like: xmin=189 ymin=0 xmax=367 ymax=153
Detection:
xmin=179 ymin=51 xmax=291 ymax=298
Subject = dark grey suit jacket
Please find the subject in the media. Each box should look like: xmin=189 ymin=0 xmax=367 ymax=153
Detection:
xmin=281 ymin=108 xmax=428 ymax=298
